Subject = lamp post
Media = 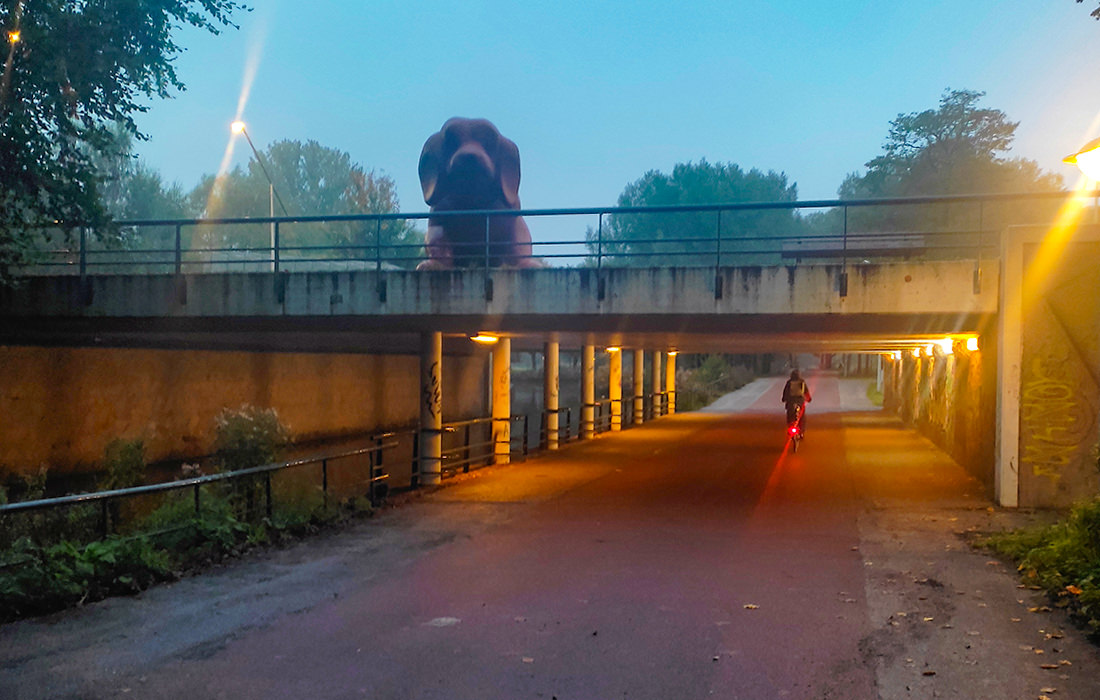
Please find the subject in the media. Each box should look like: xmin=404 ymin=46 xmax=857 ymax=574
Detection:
xmin=231 ymin=120 xmax=289 ymax=270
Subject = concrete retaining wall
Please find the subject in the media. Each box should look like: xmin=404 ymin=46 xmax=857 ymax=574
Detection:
xmin=883 ymin=337 xmax=997 ymax=494
xmin=0 ymin=345 xmax=487 ymax=476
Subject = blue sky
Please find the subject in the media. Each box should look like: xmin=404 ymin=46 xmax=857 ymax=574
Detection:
xmin=136 ymin=1 xmax=1100 ymax=219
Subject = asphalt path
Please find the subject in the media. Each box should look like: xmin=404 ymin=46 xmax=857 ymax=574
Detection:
xmin=5 ymin=373 xmax=1100 ymax=699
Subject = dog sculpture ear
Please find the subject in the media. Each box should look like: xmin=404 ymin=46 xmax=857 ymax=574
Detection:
xmin=497 ymin=136 xmax=521 ymax=209
xmin=418 ymin=131 xmax=445 ymax=206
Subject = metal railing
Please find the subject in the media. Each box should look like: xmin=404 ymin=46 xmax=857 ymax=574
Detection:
xmin=0 ymin=439 xmax=396 ymax=549
xmin=0 ymin=397 xmax=678 ymax=552
xmin=17 ymin=191 xmax=1095 ymax=277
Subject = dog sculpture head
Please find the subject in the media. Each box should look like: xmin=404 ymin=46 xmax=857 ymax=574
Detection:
xmin=416 ymin=118 xmax=538 ymax=269
xmin=418 ymin=117 xmax=521 ymax=211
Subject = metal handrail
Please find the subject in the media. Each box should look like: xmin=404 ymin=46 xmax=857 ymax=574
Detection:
xmin=0 ymin=442 xmax=396 ymax=517
xmin=19 ymin=190 xmax=1096 ymax=276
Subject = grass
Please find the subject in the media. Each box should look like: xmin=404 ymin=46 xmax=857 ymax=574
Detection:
xmin=982 ymin=497 xmax=1100 ymax=638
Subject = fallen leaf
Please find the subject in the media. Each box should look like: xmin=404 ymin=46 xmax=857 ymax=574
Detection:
xmin=1040 ymin=688 xmax=1056 ymax=694
xmin=1040 ymin=664 xmax=1060 ymax=670
xmin=1029 ymin=606 xmax=1052 ymax=613
xmin=923 ymin=617 xmax=934 ymax=622
xmin=1046 ymin=632 xmax=1065 ymax=640
xmin=1059 ymin=659 xmax=1072 ymax=666
xmin=922 ymin=670 xmax=936 ymax=676
xmin=1011 ymin=618 xmax=1022 ymax=623
xmin=522 ymin=657 xmax=534 ymax=664
xmin=1066 ymin=585 xmax=1083 ymax=596
xmin=743 ymin=604 xmax=759 ymax=610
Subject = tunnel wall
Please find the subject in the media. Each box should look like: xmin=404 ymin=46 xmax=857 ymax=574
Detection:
xmin=883 ymin=336 xmax=997 ymax=493
xmin=0 ymin=345 xmax=488 ymax=477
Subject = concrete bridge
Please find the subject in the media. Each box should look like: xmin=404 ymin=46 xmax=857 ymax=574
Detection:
xmin=1 ymin=202 xmax=1098 ymax=508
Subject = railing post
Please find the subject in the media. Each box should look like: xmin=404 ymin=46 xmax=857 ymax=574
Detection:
xmin=597 ymin=213 xmax=604 ymax=272
xmin=265 ymin=473 xmax=273 ymax=519
xmin=375 ymin=217 xmax=382 ymax=271
xmin=463 ymin=424 xmax=472 ymax=473
xmin=175 ymin=223 xmax=183 ymax=275
xmin=273 ymin=221 xmax=281 ymax=272
xmin=194 ymin=483 xmax=201 ymax=516
xmin=322 ymin=458 xmax=329 ymax=511
xmin=79 ymin=227 xmax=87 ymax=278
xmin=522 ymin=415 xmax=529 ymax=459
xmin=839 ymin=205 xmax=849 ymax=298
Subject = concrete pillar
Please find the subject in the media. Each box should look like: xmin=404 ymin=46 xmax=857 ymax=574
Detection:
xmin=652 ymin=351 xmax=663 ymax=417
xmin=665 ymin=352 xmax=676 ymax=415
xmin=633 ymin=349 xmax=645 ymax=425
xmin=997 ymin=228 xmax=1024 ymax=508
xmin=582 ymin=343 xmax=595 ymax=439
xmin=544 ymin=339 xmax=560 ymax=450
xmin=492 ymin=337 xmax=511 ymax=465
xmin=419 ymin=331 xmax=442 ymax=486
xmin=609 ymin=348 xmax=622 ymax=431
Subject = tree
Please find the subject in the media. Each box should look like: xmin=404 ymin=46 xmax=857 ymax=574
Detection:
xmin=190 ymin=139 xmax=420 ymax=266
xmin=92 ymin=126 xmax=191 ymax=222
xmin=0 ymin=0 xmax=245 ymax=279
xmin=809 ymin=89 xmax=1064 ymax=245
xmin=588 ymin=160 xmax=802 ymax=266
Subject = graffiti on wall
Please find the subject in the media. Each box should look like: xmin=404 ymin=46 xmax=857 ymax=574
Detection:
xmin=1020 ymin=356 xmax=1095 ymax=483
xmin=422 ymin=360 xmax=441 ymax=419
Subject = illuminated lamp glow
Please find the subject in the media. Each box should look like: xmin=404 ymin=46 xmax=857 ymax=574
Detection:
xmin=8 ymin=30 xmax=20 ymax=44
xmin=937 ymin=338 xmax=954 ymax=355
xmin=667 ymin=350 xmax=678 ymax=356
xmin=1065 ymin=137 xmax=1100 ymax=181
xmin=230 ymin=120 xmax=246 ymax=135
xmin=911 ymin=348 xmax=921 ymax=359
xmin=966 ymin=337 xmax=979 ymax=352
xmin=470 ymin=333 xmax=499 ymax=345
xmin=606 ymin=346 xmax=621 ymax=353
xmin=893 ymin=351 xmax=902 ymax=360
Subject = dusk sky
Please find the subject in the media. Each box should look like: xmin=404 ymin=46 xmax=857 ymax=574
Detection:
xmin=136 ymin=1 xmax=1100 ymax=222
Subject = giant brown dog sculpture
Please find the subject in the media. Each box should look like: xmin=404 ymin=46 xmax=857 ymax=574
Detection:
xmin=417 ymin=118 xmax=538 ymax=269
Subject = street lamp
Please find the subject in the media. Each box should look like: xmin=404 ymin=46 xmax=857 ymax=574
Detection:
xmin=230 ymin=120 xmax=289 ymax=270
xmin=1064 ymin=137 xmax=1100 ymax=181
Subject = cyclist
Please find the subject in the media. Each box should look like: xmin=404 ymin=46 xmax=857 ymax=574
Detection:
xmin=781 ymin=369 xmax=812 ymax=436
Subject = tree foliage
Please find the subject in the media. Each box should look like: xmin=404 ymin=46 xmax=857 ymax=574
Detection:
xmin=190 ymin=139 xmax=420 ymax=266
xmin=840 ymin=89 xmax=1061 ymax=200
xmin=0 ymin=0 xmax=245 ymax=278
xmin=809 ymin=89 xmax=1064 ymax=243
xmin=1078 ymin=0 xmax=1100 ymax=20
xmin=588 ymin=160 xmax=801 ymax=266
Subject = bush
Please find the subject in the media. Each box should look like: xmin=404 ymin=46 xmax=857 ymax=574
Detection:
xmin=0 ymin=535 xmax=172 ymax=621
xmin=983 ymin=497 xmax=1100 ymax=637
xmin=214 ymin=405 xmax=290 ymax=472
xmin=675 ymin=356 xmax=755 ymax=411
xmin=100 ymin=438 xmax=146 ymax=491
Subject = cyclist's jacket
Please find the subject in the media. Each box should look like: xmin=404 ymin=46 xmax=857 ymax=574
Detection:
xmin=782 ymin=378 xmax=812 ymax=405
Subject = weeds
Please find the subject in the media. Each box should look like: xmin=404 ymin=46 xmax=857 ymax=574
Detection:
xmin=100 ymin=438 xmax=146 ymax=491
xmin=983 ymin=497 xmax=1100 ymax=638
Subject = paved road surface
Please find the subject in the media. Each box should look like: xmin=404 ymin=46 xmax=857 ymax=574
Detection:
xmin=4 ymin=373 xmax=1100 ymax=699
